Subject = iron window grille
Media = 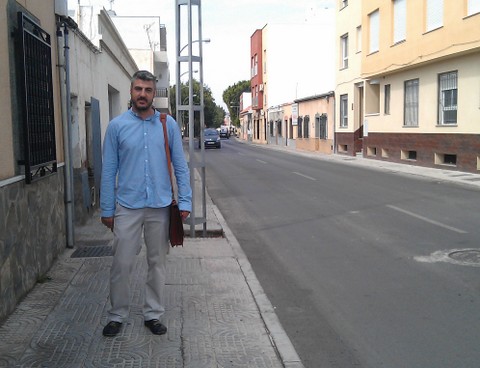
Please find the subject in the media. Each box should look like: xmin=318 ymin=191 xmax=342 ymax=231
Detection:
xmin=16 ymin=12 xmax=57 ymax=184
xmin=303 ymin=116 xmax=310 ymax=138
xmin=404 ymin=79 xmax=419 ymax=127
xmin=340 ymin=94 xmax=348 ymax=127
xmin=316 ymin=114 xmax=328 ymax=139
xmin=438 ymin=71 xmax=457 ymax=125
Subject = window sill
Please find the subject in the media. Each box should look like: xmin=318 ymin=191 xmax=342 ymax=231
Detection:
xmin=423 ymin=25 xmax=443 ymax=35
xmin=367 ymin=50 xmax=379 ymax=56
xmin=402 ymin=125 xmax=419 ymax=128
xmin=436 ymin=124 xmax=458 ymax=127
xmin=463 ymin=12 xmax=480 ymax=20
xmin=365 ymin=113 xmax=380 ymax=117
xmin=391 ymin=39 xmax=406 ymax=47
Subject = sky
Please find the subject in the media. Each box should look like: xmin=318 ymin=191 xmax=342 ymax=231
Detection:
xmin=69 ymin=0 xmax=336 ymax=109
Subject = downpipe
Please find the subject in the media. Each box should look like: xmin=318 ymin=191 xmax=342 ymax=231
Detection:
xmin=56 ymin=17 xmax=75 ymax=248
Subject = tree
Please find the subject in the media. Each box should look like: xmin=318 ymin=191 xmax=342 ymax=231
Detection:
xmin=169 ymin=80 xmax=225 ymax=136
xmin=222 ymin=80 xmax=250 ymax=126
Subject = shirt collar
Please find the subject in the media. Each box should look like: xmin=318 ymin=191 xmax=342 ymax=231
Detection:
xmin=129 ymin=108 xmax=160 ymax=121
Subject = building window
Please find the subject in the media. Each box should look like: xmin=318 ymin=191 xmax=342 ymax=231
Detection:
xmin=438 ymin=71 xmax=458 ymax=125
xmin=298 ymin=117 xmax=303 ymax=138
xmin=16 ymin=12 xmax=57 ymax=183
xmin=341 ymin=34 xmax=349 ymax=69
xmin=426 ymin=0 xmax=443 ymax=32
xmin=303 ymin=116 xmax=310 ymax=138
xmin=263 ymin=49 xmax=267 ymax=74
xmin=356 ymin=26 xmax=362 ymax=53
xmin=468 ymin=0 xmax=480 ymax=15
xmin=384 ymin=84 xmax=391 ymax=115
xmin=393 ymin=0 xmax=406 ymax=43
xmin=315 ymin=114 xmax=328 ymax=139
xmin=340 ymin=94 xmax=348 ymax=127
xmin=404 ymin=79 xmax=419 ymax=126
xmin=369 ymin=9 xmax=380 ymax=53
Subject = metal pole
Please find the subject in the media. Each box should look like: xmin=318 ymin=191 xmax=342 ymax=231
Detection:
xmin=176 ymin=0 xmax=207 ymax=238
xmin=57 ymin=20 xmax=75 ymax=248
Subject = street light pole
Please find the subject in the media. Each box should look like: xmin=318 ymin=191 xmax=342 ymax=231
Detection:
xmin=179 ymin=38 xmax=210 ymax=54
xmin=176 ymin=0 xmax=208 ymax=238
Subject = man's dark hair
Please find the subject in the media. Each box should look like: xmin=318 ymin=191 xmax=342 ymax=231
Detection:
xmin=131 ymin=70 xmax=156 ymax=86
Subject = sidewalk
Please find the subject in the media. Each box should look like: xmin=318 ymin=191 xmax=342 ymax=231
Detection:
xmin=0 ymin=170 xmax=303 ymax=367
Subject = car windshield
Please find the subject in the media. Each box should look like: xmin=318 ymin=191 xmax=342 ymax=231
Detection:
xmin=205 ymin=129 xmax=218 ymax=136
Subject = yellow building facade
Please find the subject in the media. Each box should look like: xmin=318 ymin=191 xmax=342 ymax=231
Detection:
xmin=335 ymin=0 xmax=365 ymax=156
xmin=359 ymin=0 xmax=480 ymax=172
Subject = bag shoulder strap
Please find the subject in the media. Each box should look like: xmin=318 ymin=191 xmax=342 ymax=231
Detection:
xmin=160 ymin=113 xmax=174 ymax=198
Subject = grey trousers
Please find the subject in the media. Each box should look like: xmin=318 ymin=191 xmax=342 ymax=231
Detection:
xmin=108 ymin=205 xmax=170 ymax=323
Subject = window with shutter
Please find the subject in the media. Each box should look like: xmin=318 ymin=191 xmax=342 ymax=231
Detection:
xmin=369 ymin=10 xmax=380 ymax=53
xmin=468 ymin=0 xmax=480 ymax=15
xmin=393 ymin=0 xmax=406 ymax=43
xmin=426 ymin=0 xmax=443 ymax=32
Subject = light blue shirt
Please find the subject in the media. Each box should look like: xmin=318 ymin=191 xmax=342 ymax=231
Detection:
xmin=100 ymin=109 xmax=192 ymax=217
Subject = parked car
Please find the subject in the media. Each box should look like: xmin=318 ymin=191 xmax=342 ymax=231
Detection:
xmin=199 ymin=128 xmax=221 ymax=149
xmin=219 ymin=126 xmax=230 ymax=139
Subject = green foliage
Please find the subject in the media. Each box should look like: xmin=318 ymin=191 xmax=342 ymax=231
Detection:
xmin=222 ymin=80 xmax=250 ymax=126
xmin=169 ymin=80 xmax=225 ymax=136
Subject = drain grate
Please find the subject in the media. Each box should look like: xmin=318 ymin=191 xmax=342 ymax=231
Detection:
xmin=71 ymin=245 xmax=113 ymax=258
xmin=448 ymin=249 xmax=480 ymax=265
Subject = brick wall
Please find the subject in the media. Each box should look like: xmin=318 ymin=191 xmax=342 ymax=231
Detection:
xmin=363 ymin=133 xmax=480 ymax=173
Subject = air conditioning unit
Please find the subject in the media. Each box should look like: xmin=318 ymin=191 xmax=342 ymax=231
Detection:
xmin=259 ymin=84 xmax=264 ymax=91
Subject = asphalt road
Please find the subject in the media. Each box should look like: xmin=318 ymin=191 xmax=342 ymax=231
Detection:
xmin=197 ymin=138 xmax=480 ymax=368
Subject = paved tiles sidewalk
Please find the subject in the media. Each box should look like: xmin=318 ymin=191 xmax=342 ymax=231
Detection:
xmin=0 ymin=173 xmax=303 ymax=368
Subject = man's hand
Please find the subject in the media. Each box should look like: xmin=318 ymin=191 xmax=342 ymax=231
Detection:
xmin=180 ymin=211 xmax=190 ymax=221
xmin=101 ymin=216 xmax=114 ymax=231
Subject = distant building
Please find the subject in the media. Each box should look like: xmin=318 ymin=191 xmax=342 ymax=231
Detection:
xmin=239 ymin=92 xmax=252 ymax=141
xmin=251 ymin=16 xmax=336 ymax=147
xmin=335 ymin=0 xmax=364 ymax=156
xmin=109 ymin=15 xmax=170 ymax=113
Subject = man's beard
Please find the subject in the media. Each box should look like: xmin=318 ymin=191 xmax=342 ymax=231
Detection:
xmin=132 ymin=98 xmax=153 ymax=111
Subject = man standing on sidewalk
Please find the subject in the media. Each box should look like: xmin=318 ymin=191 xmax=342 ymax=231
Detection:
xmin=100 ymin=70 xmax=192 ymax=337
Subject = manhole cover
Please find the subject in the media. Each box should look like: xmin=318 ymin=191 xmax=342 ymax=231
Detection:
xmin=448 ymin=250 xmax=480 ymax=265
xmin=415 ymin=248 xmax=480 ymax=267
xmin=71 ymin=245 xmax=113 ymax=258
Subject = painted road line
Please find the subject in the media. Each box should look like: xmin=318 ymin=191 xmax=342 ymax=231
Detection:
xmin=293 ymin=172 xmax=317 ymax=181
xmin=386 ymin=205 xmax=467 ymax=234
xmin=256 ymin=159 xmax=267 ymax=164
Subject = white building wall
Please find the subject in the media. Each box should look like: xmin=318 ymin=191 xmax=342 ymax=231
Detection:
xmin=68 ymin=10 xmax=137 ymax=170
xmin=265 ymin=21 xmax=335 ymax=109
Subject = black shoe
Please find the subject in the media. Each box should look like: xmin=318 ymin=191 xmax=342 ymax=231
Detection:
xmin=144 ymin=319 xmax=167 ymax=335
xmin=103 ymin=321 xmax=122 ymax=337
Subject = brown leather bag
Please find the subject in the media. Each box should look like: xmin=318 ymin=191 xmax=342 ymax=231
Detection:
xmin=160 ymin=113 xmax=184 ymax=247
